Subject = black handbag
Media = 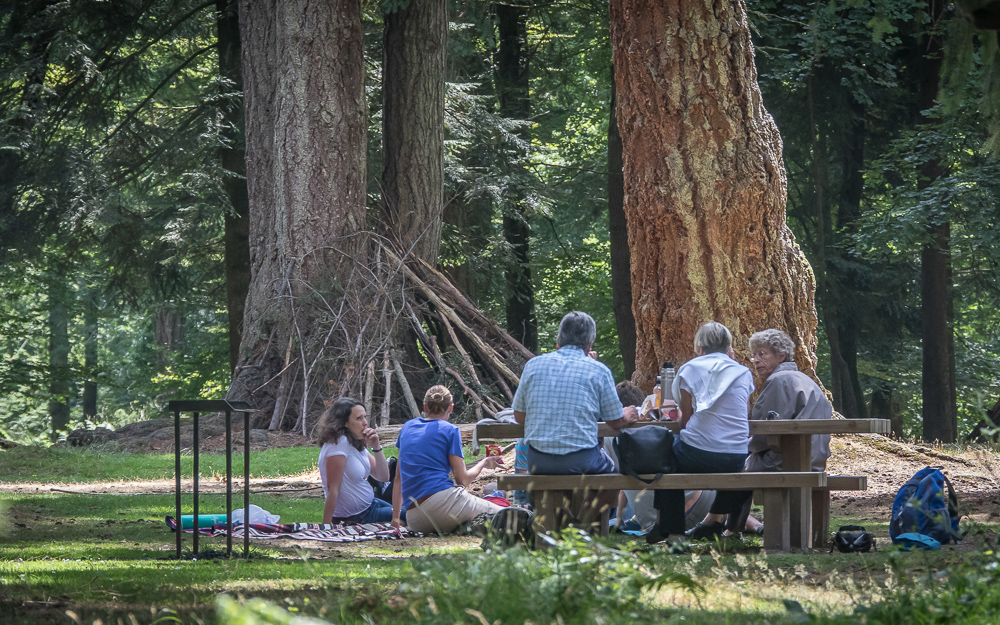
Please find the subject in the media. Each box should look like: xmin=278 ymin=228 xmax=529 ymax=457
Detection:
xmin=831 ymin=525 xmax=876 ymax=553
xmin=613 ymin=426 xmax=676 ymax=484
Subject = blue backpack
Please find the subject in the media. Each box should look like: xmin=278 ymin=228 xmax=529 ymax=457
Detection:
xmin=889 ymin=466 xmax=962 ymax=545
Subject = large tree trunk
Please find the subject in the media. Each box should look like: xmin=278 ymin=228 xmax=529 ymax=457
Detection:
xmin=496 ymin=1 xmax=537 ymax=353
xmin=380 ymin=0 xmax=448 ymax=401
xmin=607 ymin=69 xmax=636 ymax=379
xmin=610 ymin=0 xmax=820 ymax=390
xmin=916 ymin=9 xmax=956 ymax=443
xmin=229 ymin=0 xmax=369 ymax=426
xmin=218 ymin=0 xmax=250 ymax=374
xmin=381 ymin=0 xmax=446 ymax=264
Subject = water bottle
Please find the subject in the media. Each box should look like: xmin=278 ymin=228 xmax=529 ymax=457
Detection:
xmin=653 ymin=376 xmax=662 ymax=408
xmin=660 ymin=361 xmax=675 ymax=405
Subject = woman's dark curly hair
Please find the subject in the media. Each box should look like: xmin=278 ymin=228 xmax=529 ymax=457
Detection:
xmin=315 ymin=397 xmax=365 ymax=451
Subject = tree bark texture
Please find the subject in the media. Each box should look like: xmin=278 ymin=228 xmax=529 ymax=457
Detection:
xmin=610 ymin=0 xmax=820 ymax=391
xmin=496 ymin=1 xmax=537 ymax=353
xmin=231 ymin=0 xmax=369 ymax=422
xmin=381 ymin=0 xmax=447 ymax=265
xmin=218 ymin=0 xmax=251 ymax=374
xmin=607 ymin=70 xmax=636 ymax=379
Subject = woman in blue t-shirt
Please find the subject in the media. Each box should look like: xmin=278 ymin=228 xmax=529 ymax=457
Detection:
xmin=391 ymin=385 xmax=505 ymax=534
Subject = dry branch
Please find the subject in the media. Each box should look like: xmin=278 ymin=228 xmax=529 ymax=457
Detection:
xmin=391 ymin=349 xmax=421 ymax=418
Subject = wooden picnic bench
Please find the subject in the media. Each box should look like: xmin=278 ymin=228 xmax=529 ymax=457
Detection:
xmin=497 ymin=471 xmax=826 ymax=552
xmin=479 ymin=418 xmax=889 ymax=550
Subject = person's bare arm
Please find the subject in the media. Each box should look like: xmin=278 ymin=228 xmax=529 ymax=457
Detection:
xmin=449 ymin=453 xmax=503 ymax=488
xmin=607 ymin=405 xmax=639 ymax=430
xmin=391 ymin=461 xmax=403 ymax=527
xmin=322 ymin=455 xmax=347 ymax=524
xmin=678 ymin=389 xmax=694 ymax=429
xmin=514 ymin=410 xmax=525 ymax=425
xmin=363 ymin=427 xmax=389 ymax=481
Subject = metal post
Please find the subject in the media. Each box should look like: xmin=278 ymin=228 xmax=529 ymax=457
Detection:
xmin=225 ymin=408 xmax=233 ymax=558
xmin=174 ymin=409 xmax=182 ymax=559
xmin=192 ymin=412 xmax=199 ymax=555
xmin=244 ymin=411 xmax=250 ymax=557
xmin=166 ymin=400 xmax=255 ymax=560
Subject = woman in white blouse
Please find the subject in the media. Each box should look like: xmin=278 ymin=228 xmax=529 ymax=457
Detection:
xmin=316 ymin=397 xmax=395 ymax=524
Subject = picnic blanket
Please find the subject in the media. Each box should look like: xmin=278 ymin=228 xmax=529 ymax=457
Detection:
xmin=164 ymin=516 xmax=411 ymax=542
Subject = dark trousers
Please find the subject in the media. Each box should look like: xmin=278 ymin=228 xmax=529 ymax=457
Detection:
xmin=654 ymin=438 xmax=748 ymax=535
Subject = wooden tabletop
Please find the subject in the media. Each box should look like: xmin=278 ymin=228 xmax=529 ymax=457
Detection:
xmin=475 ymin=418 xmax=891 ymax=440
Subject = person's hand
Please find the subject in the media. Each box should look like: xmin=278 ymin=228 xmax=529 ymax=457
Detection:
xmin=587 ymin=350 xmax=599 ymax=360
xmin=362 ymin=427 xmax=380 ymax=449
xmin=391 ymin=518 xmax=403 ymax=528
xmin=622 ymin=405 xmax=639 ymax=425
xmin=484 ymin=455 xmax=505 ymax=470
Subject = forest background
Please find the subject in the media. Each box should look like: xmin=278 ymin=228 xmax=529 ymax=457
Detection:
xmin=1 ymin=0 xmax=998 ymax=446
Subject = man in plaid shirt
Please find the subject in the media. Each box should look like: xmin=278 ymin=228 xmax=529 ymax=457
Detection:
xmin=513 ymin=311 xmax=639 ymax=475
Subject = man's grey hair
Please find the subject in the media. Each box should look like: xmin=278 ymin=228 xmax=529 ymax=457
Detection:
xmin=694 ymin=321 xmax=733 ymax=354
xmin=749 ymin=329 xmax=796 ymax=362
xmin=557 ymin=311 xmax=597 ymax=350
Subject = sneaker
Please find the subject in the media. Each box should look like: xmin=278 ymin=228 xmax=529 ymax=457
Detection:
xmin=684 ymin=521 xmax=725 ymax=540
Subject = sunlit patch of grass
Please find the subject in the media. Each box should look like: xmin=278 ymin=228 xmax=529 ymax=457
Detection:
xmin=0 ymin=445 xmax=320 ymax=483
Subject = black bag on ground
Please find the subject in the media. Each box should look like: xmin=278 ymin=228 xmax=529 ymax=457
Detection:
xmin=613 ymin=426 xmax=676 ymax=483
xmin=368 ymin=456 xmax=397 ymax=503
xmin=484 ymin=507 xmax=534 ymax=548
xmin=831 ymin=525 xmax=876 ymax=553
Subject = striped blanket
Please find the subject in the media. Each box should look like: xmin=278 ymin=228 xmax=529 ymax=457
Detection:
xmin=164 ymin=517 xmax=410 ymax=542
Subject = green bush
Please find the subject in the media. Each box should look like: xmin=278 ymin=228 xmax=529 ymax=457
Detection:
xmin=216 ymin=530 xmax=703 ymax=625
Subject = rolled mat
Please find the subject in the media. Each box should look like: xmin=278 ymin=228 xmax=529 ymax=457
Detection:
xmin=180 ymin=514 xmax=230 ymax=529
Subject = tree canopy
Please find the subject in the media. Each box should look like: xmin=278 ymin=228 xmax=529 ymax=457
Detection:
xmin=1 ymin=0 xmax=997 ymax=444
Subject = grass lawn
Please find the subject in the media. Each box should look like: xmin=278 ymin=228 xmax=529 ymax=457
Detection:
xmin=3 ymin=445 xmax=1000 ymax=624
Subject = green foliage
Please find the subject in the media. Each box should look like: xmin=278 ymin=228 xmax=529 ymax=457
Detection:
xmin=822 ymin=550 xmax=1000 ymax=624
xmin=216 ymin=529 xmax=704 ymax=625
xmin=856 ymin=83 xmax=1000 ymax=432
xmin=0 ymin=0 xmax=236 ymax=441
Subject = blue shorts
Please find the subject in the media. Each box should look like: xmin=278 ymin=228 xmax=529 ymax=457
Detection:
xmin=527 ymin=444 xmax=617 ymax=475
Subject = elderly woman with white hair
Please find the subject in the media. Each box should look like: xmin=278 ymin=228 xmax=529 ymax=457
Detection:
xmin=745 ymin=329 xmax=831 ymax=473
xmin=647 ymin=321 xmax=755 ymax=544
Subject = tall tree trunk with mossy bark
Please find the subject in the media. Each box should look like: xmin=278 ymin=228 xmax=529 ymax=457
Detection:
xmin=228 ymin=0 xmax=370 ymax=428
xmin=609 ymin=0 xmax=822 ymax=391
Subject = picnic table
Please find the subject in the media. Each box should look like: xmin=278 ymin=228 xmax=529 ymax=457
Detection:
xmin=477 ymin=418 xmax=891 ymax=551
